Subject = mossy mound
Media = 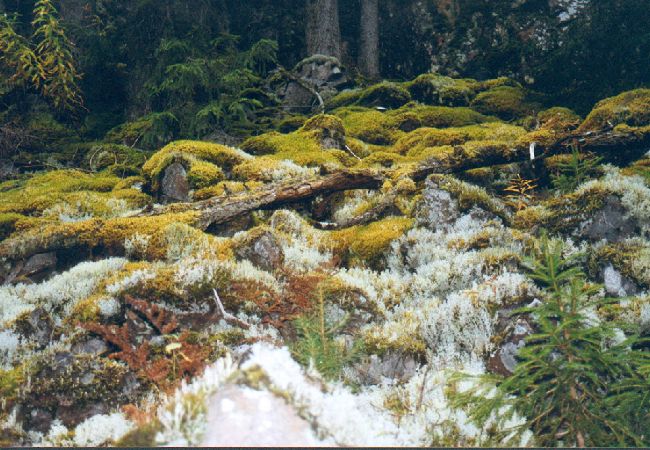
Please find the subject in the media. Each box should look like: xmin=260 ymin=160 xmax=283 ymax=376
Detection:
xmin=580 ymin=89 xmax=650 ymax=131
xmin=334 ymin=103 xmax=492 ymax=146
xmin=470 ymin=86 xmax=537 ymax=120
xmin=392 ymin=122 xmax=526 ymax=155
xmin=327 ymin=82 xmax=411 ymax=109
xmin=590 ymin=239 xmax=650 ymax=288
xmin=143 ymin=140 xmax=249 ymax=191
xmin=0 ymin=170 xmax=150 ymax=221
xmin=239 ymin=115 xmax=355 ymax=169
xmin=405 ymin=73 xmax=476 ymax=106
xmin=329 ymin=216 xmax=414 ymax=269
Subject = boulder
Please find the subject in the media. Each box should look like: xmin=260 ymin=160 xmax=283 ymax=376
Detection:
xmin=235 ymin=229 xmax=285 ymax=272
xmin=579 ymin=195 xmax=638 ymax=242
xmin=602 ymin=263 xmax=639 ymax=297
xmin=160 ymin=162 xmax=190 ymax=203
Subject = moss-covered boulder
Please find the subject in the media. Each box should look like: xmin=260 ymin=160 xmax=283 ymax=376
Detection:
xmin=142 ymin=140 xmax=249 ymax=194
xmin=580 ymin=89 xmax=650 ymax=131
xmin=470 ymin=86 xmax=537 ymax=120
xmin=405 ymin=73 xmax=476 ymax=106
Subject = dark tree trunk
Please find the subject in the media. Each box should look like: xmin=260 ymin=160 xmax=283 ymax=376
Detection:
xmin=306 ymin=0 xmax=342 ymax=59
xmin=359 ymin=0 xmax=380 ymax=79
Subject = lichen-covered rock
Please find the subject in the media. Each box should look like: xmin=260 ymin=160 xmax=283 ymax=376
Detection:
xmin=234 ymin=228 xmax=284 ymax=272
xmin=160 ymin=162 xmax=190 ymax=203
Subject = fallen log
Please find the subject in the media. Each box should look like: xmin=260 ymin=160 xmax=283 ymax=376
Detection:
xmin=1 ymin=126 xmax=648 ymax=277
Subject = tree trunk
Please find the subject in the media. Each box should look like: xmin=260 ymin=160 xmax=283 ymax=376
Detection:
xmin=359 ymin=0 xmax=380 ymax=79
xmin=306 ymin=0 xmax=342 ymax=59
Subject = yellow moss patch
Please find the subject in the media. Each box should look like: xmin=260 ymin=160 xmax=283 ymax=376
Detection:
xmin=405 ymin=73 xmax=476 ymax=106
xmin=393 ymin=122 xmax=526 ymax=155
xmin=0 ymin=170 xmax=150 ymax=219
xmin=580 ymin=89 xmax=650 ymax=131
xmin=330 ymin=217 xmax=414 ymax=268
xmin=143 ymin=140 xmax=246 ymax=190
xmin=194 ymin=181 xmax=264 ymax=201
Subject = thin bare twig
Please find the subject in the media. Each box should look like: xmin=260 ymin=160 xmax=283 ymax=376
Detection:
xmin=213 ymin=288 xmax=251 ymax=329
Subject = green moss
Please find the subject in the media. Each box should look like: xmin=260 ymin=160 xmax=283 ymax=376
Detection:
xmin=357 ymin=81 xmax=412 ymax=108
xmin=405 ymin=73 xmax=476 ymax=106
xmin=0 ymin=213 xmax=37 ymax=240
xmin=580 ymin=89 xmax=650 ymax=131
xmin=239 ymin=120 xmax=355 ymax=169
xmin=623 ymin=157 xmax=650 ymax=186
xmin=0 ymin=169 xmax=150 ymax=220
xmin=143 ymin=140 xmax=247 ymax=191
xmin=105 ymin=112 xmax=179 ymax=150
xmin=429 ymin=174 xmax=510 ymax=221
xmin=330 ymin=217 xmax=414 ymax=269
xmin=537 ymin=107 xmax=581 ymax=129
xmin=361 ymin=151 xmax=406 ymax=168
xmin=590 ymin=239 xmax=650 ymax=287
xmin=393 ymin=122 xmax=526 ymax=155
xmin=470 ymin=86 xmax=536 ymax=120
xmin=334 ymin=107 xmax=402 ymax=145
xmin=326 ymin=89 xmax=363 ymax=109
xmin=276 ymin=115 xmax=308 ymax=133
xmin=513 ymin=186 xmax=610 ymax=232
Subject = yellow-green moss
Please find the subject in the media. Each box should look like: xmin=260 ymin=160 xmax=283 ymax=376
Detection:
xmin=537 ymin=107 xmax=581 ymax=130
xmin=334 ymin=107 xmax=403 ymax=145
xmin=622 ymin=157 xmax=650 ymax=186
xmin=470 ymin=86 xmax=536 ymax=120
xmin=393 ymin=122 xmax=526 ymax=155
xmin=330 ymin=217 xmax=414 ymax=268
xmin=357 ymin=81 xmax=412 ymax=108
xmin=430 ymin=174 xmax=510 ymax=221
xmin=590 ymin=239 xmax=650 ymax=287
xmin=361 ymin=151 xmax=406 ymax=168
xmin=513 ymin=186 xmax=610 ymax=232
xmin=142 ymin=140 xmax=246 ymax=190
xmin=405 ymin=73 xmax=476 ymax=106
xmin=580 ymin=89 xmax=650 ymax=131
xmin=0 ymin=170 xmax=136 ymax=217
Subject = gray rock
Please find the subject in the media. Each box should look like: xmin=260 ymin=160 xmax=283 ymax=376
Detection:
xmin=602 ymin=263 xmax=638 ymax=297
xmin=71 ymin=337 xmax=109 ymax=356
xmin=416 ymin=178 xmax=461 ymax=230
xmin=13 ymin=307 xmax=54 ymax=348
xmin=235 ymin=230 xmax=284 ymax=272
xmin=161 ymin=162 xmax=190 ymax=203
xmin=487 ymin=315 xmax=534 ymax=376
xmin=201 ymin=385 xmax=323 ymax=446
xmin=580 ymin=195 xmax=637 ymax=242
xmin=354 ymin=352 xmax=419 ymax=385
xmin=6 ymin=252 xmax=58 ymax=284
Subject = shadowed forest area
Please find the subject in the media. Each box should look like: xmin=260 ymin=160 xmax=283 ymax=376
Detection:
xmin=1 ymin=0 xmax=650 ymax=447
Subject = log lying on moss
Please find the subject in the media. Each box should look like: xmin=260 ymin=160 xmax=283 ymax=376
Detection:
xmin=1 ymin=126 xmax=649 ymax=276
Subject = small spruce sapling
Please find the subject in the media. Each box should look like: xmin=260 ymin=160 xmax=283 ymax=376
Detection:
xmin=551 ymin=144 xmax=603 ymax=194
xmin=451 ymin=233 xmax=649 ymax=447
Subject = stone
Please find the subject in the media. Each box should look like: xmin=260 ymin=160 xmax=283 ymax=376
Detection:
xmin=201 ymin=385 xmax=324 ymax=447
xmin=235 ymin=230 xmax=284 ymax=272
xmin=487 ymin=312 xmax=534 ymax=376
xmin=354 ymin=352 xmax=419 ymax=385
xmin=71 ymin=337 xmax=109 ymax=356
xmin=13 ymin=307 xmax=54 ymax=349
xmin=6 ymin=252 xmax=58 ymax=284
xmin=160 ymin=162 xmax=190 ymax=203
xmin=602 ymin=263 xmax=639 ymax=297
xmin=580 ymin=195 xmax=638 ymax=242
xmin=416 ymin=179 xmax=461 ymax=230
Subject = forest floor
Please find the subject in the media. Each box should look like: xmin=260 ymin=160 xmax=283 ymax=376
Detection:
xmin=1 ymin=74 xmax=650 ymax=447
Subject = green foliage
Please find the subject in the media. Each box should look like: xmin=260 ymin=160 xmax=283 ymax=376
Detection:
xmin=452 ymin=233 xmax=650 ymax=447
xmin=140 ymin=34 xmax=279 ymax=138
xmin=0 ymin=0 xmax=82 ymax=110
xmin=291 ymin=290 xmax=364 ymax=380
xmin=551 ymin=144 xmax=603 ymax=194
